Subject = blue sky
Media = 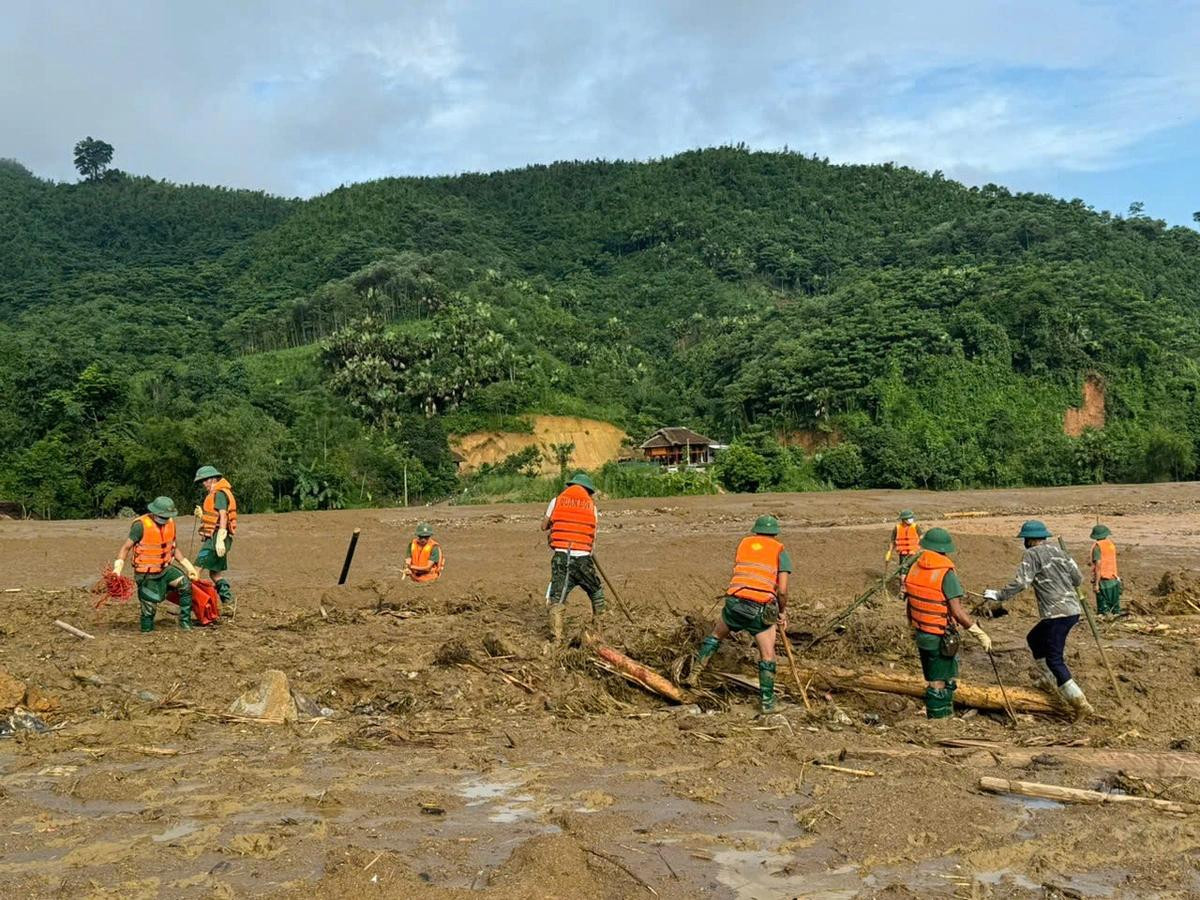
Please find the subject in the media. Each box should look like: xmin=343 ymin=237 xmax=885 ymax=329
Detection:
xmin=3 ymin=1 xmax=1197 ymax=226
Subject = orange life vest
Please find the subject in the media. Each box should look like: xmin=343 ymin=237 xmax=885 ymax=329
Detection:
xmin=726 ymin=535 xmax=784 ymax=605
xmin=549 ymin=485 xmax=596 ymax=553
xmin=134 ymin=515 xmax=177 ymax=575
xmin=200 ymin=478 xmax=238 ymax=538
xmin=903 ymin=550 xmax=954 ymax=636
xmin=408 ymin=539 xmax=443 ymax=583
xmin=1092 ymin=539 xmax=1118 ymax=581
xmin=894 ymin=522 xmax=920 ymax=556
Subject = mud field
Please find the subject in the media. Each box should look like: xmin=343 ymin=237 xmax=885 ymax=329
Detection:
xmin=2 ymin=483 xmax=1200 ymax=898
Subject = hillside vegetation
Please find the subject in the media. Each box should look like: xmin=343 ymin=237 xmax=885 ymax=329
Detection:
xmin=2 ymin=148 xmax=1198 ymax=517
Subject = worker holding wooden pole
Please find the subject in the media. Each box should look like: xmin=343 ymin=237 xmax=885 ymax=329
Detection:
xmin=541 ymin=472 xmax=606 ymax=643
xmin=982 ymin=520 xmax=1095 ymax=719
xmin=901 ymin=527 xmax=992 ymax=720
xmin=684 ymin=515 xmax=792 ymax=715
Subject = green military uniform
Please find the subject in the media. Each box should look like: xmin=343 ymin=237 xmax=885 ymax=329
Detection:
xmin=902 ymin=530 xmax=965 ymax=718
xmin=195 ymin=490 xmax=233 ymax=573
xmin=1091 ymin=528 xmax=1122 ymax=615
xmin=548 ymin=553 xmax=605 ymax=613
xmin=126 ymin=499 xmax=193 ymax=632
xmin=720 ymin=548 xmax=793 ymax=635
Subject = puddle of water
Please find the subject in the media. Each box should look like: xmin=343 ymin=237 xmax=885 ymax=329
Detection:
xmin=998 ymin=793 xmax=1064 ymax=811
xmin=457 ymin=774 xmax=526 ymax=805
xmin=152 ymin=820 xmax=203 ymax=843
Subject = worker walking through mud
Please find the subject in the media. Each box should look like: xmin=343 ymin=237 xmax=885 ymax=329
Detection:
xmin=405 ymin=523 xmax=444 ymax=582
xmin=1090 ymin=523 xmax=1122 ymax=616
xmin=983 ymin=520 xmax=1094 ymax=718
xmin=541 ymin=472 xmax=605 ymax=642
xmin=192 ymin=466 xmax=237 ymax=617
xmin=886 ymin=509 xmax=922 ymax=567
xmin=900 ymin=527 xmax=991 ymax=719
xmin=685 ymin=515 xmax=791 ymax=715
xmin=112 ymin=496 xmax=200 ymax=632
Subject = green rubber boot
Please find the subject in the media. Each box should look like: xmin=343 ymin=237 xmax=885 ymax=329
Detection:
xmin=684 ymin=636 xmax=720 ymax=687
xmin=758 ymin=660 xmax=777 ymax=713
xmin=177 ymin=581 xmax=194 ymax=631
xmin=140 ymin=612 xmax=155 ymax=633
xmin=216 ymin=578 xmax=235 ymax=618
xmin=925 ymin=685 xmax=953 ymax=719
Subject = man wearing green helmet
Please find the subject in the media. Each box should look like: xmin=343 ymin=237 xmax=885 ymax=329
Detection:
xmin=983 ymin=520 xmax=1093 ymax=718
xmin=685 ymin=515 xmax=792 ymax=715
xmin=405 ymin=523 xmax=444 ymax=583
xmin=541 ymin=472 xmax=605 ymax=642
xmin=1090 ymin=524 xmax=1122 ymax=616
xmin=192 ymin=465 xmax=237 ymax=617
xmin=900 ymin=527 xmax=991 ymax=719
xmin=886 ymin=510 xmax=922 ymax=566
xmin=111 ymin=497 xmax=200 ymax=632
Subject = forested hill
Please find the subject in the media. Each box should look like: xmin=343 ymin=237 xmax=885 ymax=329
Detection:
xmin=2 ymin=148 xmax=1199 ymax=517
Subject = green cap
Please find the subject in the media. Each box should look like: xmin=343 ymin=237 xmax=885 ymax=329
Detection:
xmin=1090 ymin=524 xmax=1111 ymax=540
xmin=1017 ymin=520 xmax=1052 ymax=539
xmin=193 ymin=465 xmax=222 ymax=482
xmin=752 ymin=514 xmax=780 ymax=535
xmin=567 ymin=472 xmax=596 ymax=493
xmin=416 ymin=522 xmax=433 ymax=538
xmin=147 ymin=496 xmax=178 ymax=518
xmin=899 ymin=509 xmax=915 ymax=521
xmin=919 ymin=527 xmax=955 ymax=554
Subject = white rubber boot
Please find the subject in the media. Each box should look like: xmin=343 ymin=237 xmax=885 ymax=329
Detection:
xmin=1058 ymin=679 xmax=1095 ymax=720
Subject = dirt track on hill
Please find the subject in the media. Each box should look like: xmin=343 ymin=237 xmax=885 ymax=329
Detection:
xmin=2 ymin=483 xmax=1200 ymax=898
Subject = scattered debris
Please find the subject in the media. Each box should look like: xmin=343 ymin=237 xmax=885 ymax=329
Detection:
xmin=54 ymin=620 xmax=94 ymax=640
xmin=979 ymin=776 xmax=1198 ymax=815
xmin=0 ymin=709 xmax=51 ymax=738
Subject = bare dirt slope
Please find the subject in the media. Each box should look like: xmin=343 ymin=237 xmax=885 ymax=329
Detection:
xmin=2 ymin=483 xmax=1200 ymax=898
xmin=452 ymin=415 xmax=627 ymax=475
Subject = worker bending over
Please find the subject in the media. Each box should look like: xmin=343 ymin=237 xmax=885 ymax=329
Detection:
xmin=113 ymin=496 xmax=199 ymax=632
xmin=541 ymin=473 xmax=605 ymax=642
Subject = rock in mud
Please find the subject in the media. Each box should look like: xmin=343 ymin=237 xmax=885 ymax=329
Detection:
xmin=0 ymin=669 xmax=26 ymax=710
xmin=24 ymin=686 xmax=60 ymax=713
xmin=229 ymin=670 xmax=297 ymax=723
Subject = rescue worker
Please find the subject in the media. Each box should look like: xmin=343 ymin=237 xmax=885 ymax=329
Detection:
xmin=112 ymin=496 xmax=199 ymax=632
xmin=685 ymin=515 xmax=791 ymax=715
xmin=541 ymin=472 xmax=605 ymax=642
xmin=887 ymin=510 xmax=922 ymax=566
xmin=192 ymin=465 xmax=237 ymax=616
xmin=901 ymin=527 xmax=991 ymax=719
xmin=983 ymin=520 xmax=1094 ymax=718
xmin=405 ymin=523 xmax=444 ymax=583
xmin=1090 ymin=524 xmax=1122 ymax=616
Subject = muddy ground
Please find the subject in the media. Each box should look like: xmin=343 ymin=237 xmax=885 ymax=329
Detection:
xmin=2 ymin=483 xmax=1200 ymax=898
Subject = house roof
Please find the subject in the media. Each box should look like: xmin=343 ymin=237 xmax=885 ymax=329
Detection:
xmin=639 ymin=427 xmax=716 ymax=449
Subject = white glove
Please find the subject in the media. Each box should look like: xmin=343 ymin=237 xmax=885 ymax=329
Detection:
xmin=193 ymin=505 xmax=204 ymax=518
xmin=967 ymin=623 xmax=992 ymax=652
xmin=112 ymin=558 xmax=125 ymax=577
xmin=982 ymin=589 xmax=1001 ymax=602
xmin=215 ymin=528 xmax=228 ymax=558
xmin=180 ymin=558 xmax=200 ymax=580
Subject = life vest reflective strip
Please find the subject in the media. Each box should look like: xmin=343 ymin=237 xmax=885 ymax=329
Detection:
xmin=894 ymin=523 xmax=920 ymax=556
xmin=726 ymin=535 xmax=784 ymax=605
xmin=1092 ymin=539 xmax=1118 ymax=580
xmin=409 ymin=539 xmax=443 ymax=583
xmin=200 ymin=479 xmax=238 ymax=537
xmin=549 ymin=485 xmax=596 ymax=552
xmin=903 ymin=550 xmax=954 ymax=635
xmin=134 ymin=515 xmax=177 ymax=575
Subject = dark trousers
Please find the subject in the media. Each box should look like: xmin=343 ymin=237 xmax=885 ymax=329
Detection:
xmin=1026 ymin=615 xmax=1080 ymax=686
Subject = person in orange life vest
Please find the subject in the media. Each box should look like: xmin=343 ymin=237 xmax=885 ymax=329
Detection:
xmin=191 ymin=466 xmax=236 ymax=615
xmin=112 ymin=496 xmax=200 ymax=633
xmin=901 ymin=527 xmax=991 ymax=719
xmin=405 ymin=523 xmax=444 ymax=583
xmin=540 ymin=472 xmax=605 ymax=643
xmin=1090 ymin=524 xmax=1122 ymax=616
xmin=886 ymin=510 xmax=922 ymax=566
xmin=685 ymin=516 xmax=790 ymax=714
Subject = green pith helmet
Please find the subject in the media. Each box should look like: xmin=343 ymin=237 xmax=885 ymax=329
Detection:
xmin=920 ymin=527 xmax=955 ymax=554
xmin=899 ymin=509 xmax=915 ymax=521
xmin=1090 ymin=524 xmax=1112 ymax=540
xmin=415 ymin=522 xmax=433 ymax=538
xmin=752 ymin=514 xmax=780 ymax=535
xmin=567 ymin=472 xmax=596 ymax=493
xmin=147 ymin=496 xmax=178 ymax=518
xmin=193 ymin=465 xmax=222 ymax=482
xmin=1017 ymin=520 xmax=1052 ymax=540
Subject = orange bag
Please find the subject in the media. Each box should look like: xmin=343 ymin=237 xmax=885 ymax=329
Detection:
xmin=167 ymin=579 xmax=221 ymax=626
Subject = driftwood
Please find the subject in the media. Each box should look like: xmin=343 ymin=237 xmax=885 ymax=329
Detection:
xmin=594 ymin=645 xmax=685 ymax=704
xmin=979 ymin=776 xmax=1198 ymax=815
xmin=54 ymin=620 xmax=94 ymax=640
xmin=717 ymin=664 xmax=1065 ymax=717
xmin=944 ymin=739 xmax=1200 ymax=779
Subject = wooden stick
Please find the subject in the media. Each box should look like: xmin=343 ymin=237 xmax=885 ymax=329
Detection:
xmin=779 ymin=630 xmax=813 ymax=712
xmin=1058 ymin=537 xmax=1124 ymax=704
xmin=54 ymin=620 xmax=94 ymax=640
xmin=986 ymin=650 xmax=1020 ymax=728
xmin=592 ymin=556 xmax=637 ymax=624
xmin=338 ymin=528 xmax=361 ymax=585
xmin=941 ymin=740 xmax=1200 ymax=779
xmin=803 ymin=573 xmax=891 ymax=650
xmin=813 ymin=762 xmax=877 ymax=777
xmin=586 ymin=848 xmax=658 ymax=896
xmin=979 ymin=776 xmax=1197 ymax=814
xmin=594 ymin=645 xmax=685 ymax=703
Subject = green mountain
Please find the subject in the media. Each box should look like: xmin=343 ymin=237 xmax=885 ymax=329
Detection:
xmin=2 ymin=148 xmax=1198 ymax=516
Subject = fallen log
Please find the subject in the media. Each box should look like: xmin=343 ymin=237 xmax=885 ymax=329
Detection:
xmin=717 ymin=663 xmax=1065 ymax=717
xmin=979 ymin=776 xmax=1198 ymax=815
xmin=594 ymin=645 xmax=685 ymax=704
xmin=54 ymin=620 xmax=94 ymax=640
xmin=944 ymin=739 xmax=1200 ymax=779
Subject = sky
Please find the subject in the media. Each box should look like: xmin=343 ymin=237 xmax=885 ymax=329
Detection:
xmin=3 ymin=1 xmax=1198 ymax=226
